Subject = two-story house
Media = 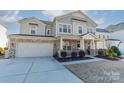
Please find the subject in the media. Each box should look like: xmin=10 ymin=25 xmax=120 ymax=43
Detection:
xmin=8 ymin=10 xmax=108 ymax=58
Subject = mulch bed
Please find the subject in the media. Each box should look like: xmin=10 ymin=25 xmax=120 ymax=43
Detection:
xmin=95 ymin=55 xmax=123 ymax=61
xmin=54 ymin=56 xmax=93 ymax=62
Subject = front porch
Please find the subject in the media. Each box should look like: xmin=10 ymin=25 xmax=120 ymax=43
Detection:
xmin=54 ymin=33 xmax=106 ymax=57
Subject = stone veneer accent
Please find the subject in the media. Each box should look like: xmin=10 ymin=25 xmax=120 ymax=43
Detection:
xmin=9 ymin=42 xmax=16 ymax=58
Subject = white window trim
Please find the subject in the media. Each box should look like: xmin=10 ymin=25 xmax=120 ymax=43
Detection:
xmin=87 ymin=27 xmax=96 ymax=33
xmin=77 ymin=25 xmax=83 ymax=35
xmin=46 ymin=29 xmax=51 ymax=36
xmin=30 ymin=25 xmax=37 ymax=35
xmin=58 ymin=23 xmax=72 ymax=34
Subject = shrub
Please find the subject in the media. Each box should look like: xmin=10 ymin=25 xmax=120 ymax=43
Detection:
xmin=71 ymin=51 xmax=77 ymax=58
xmin=98 ymin=49 xmax=108 ymax=57
xmin=4 ymin=47 xmax=8 ymax=51
xmin=111 ymin=46 xmax=121 ymax=56
xmin=108 ymin=54 xmax=113 ymax=59
xmin=60 ymin=51 xmax=67 ymax=58
xmin=0 ymin=47 xmax=4 ymax=55
xmin=79 ymin=50 xmax=85 ymax=57
xmin=108 ymin=49 xmax=117 ymax=59
xmin=53 ymin=52 xmax=59 ymax=58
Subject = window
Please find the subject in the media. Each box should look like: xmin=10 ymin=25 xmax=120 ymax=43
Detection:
xmin=47 ymin=29 xmax=51 ymax=35
xmin=63 ymin=46 xmax=71 ymax=50
xmin=93 ymin=32 xmax=95 ymax=35
xmin=78 ymin=26 xmax=82 ymax=34
xmin=87 ymin=28 xmax=94 ymax=33
xmin=59 ymin=24 xmax=71 ymax=33
xmin=68 ymin=25 xmax=71 ymax=33
xmin=103 ymin=35 xmax=105 ymax=38
xmin=99 ymin=35 xmax=101 ymax=38
xmin=63 ymin=25 xmax=67 ymax=32
xmin=107 ymin=35 xmax=109 ymax=39
xmin=59 ymin=24 xmax=62 ymax=32
xmin=89 ymin=28 xmax=92 ymax=32
xmin=87 ymin=28 xmax=89 ymax=33
xmin=77 ymin=43 xmax=80 ymax=48
xmin=30 ymin=25 xmax=37 ymax=35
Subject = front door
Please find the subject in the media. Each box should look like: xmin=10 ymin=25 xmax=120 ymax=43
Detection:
xmin=84 ymin=40 xmax=91 ymax=55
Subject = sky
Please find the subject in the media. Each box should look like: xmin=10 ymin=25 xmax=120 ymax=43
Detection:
xmin=1 ymin=10 xmax=124 ymax=34
xmin=1 ymin=10 xmax=124 ymax=47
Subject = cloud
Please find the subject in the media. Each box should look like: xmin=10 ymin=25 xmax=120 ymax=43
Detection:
xmin=0 ymin=10 xmax=22 ymax=24
xmin=42 ymin=10 xmax=89 ymax=20
xmin=42 ymin=10 xmax=74 ymax=20
xmin=95 ymin=17 xmax=105 ymax=25
xmin=94 ymin=11 xmax=111 ymax=27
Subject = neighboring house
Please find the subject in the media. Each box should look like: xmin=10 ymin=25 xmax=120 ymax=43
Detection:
xmin=8 ymin=10 xmax=110 ymax=58
xmin=96 ymin=28 xmax=111 ymax=49
xmin=106 ymin=22 xmax=124 ymax=54
xmin=0 ymin=24 xmax=8 ymax=48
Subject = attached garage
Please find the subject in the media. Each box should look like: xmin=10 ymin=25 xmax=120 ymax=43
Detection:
xmin=9 ymin=35 xmax=55 ymax=58
xmin=16 ymin=42 xmax=54 ymax=57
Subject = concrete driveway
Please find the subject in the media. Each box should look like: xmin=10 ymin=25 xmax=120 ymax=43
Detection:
xmin=66 ymin=60 xmax=124 ymax=83
xmin=0 ymin=57 xmax=82 ymax=83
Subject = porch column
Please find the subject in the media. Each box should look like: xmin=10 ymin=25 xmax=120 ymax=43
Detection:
xmin=80 ymin=37 xmax=84 ymax=50
xmin=60 ymin=37 xmax=63 ymax=50
xmin=103 ymin=40 xmax=106 ymax=49
xmin=92 ymin=39 xmax=95 ymax=49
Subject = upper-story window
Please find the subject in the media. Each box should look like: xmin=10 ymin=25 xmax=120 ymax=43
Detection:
xmin=59 ymin=24 xmax=62 ymax=32
xmin=93 ymin=32 xmax=95 ymax=35
xmin=107 ymin=35 xmax=109 ymax=39
xmin=59 ymin=23 xmax=71 ymax=33
xmin=87 ymin=28 xmax=90 ymax=33
xmin=46 ymin=29 xmax=51 ymax=36
xmin=87 ymin=27 xmax=94 ymax=33
xmin=78 ymin=26 xmax=82 ymax=34
xmin=68 ymin=25 xmax=71 ymax=33
xmin=63 ymin=25 xmax=67 ymax=32
xmin=30 ymin=25 xmax=37 ymax=35
xmin=103 ymin=35 xmax=105 ymax=38
xmin=99 ymin=34 xmax=101 ymax=38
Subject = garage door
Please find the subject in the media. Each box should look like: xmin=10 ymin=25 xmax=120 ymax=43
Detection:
xmin=16 ymin=43 xmax=53 ymax=57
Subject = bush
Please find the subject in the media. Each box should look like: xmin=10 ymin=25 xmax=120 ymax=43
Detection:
xmin=79 ymin=50 xmax=85 ymax=57
xmin=53 ymin=52 xmax=59 ymax=58
xmin=0 ymin=47 xmax=4 ymax=55
xmin=61 ymin=51 xmax=67 ymax=58
xmin=108 ymin=49 xmax=117 ymax=59
xmin=71 ymin=51 xmax=77 ymax=58
xmin=4 ymin=47 xmax=8 ymax=51
xmin=98 ymin=49 xmax=108 ymax=57
xmin=111 ymin=46 xmax=121 ymax=56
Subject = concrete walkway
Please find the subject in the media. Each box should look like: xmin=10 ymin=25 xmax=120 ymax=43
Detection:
xmin=0 ymin=57 xmax=82 ymax=83
xmin=62 ymin=56 xmax=105 ymax=65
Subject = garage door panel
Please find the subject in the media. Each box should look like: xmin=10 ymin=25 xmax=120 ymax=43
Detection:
xmin=16 ymin=43 xmax=53 ymax=57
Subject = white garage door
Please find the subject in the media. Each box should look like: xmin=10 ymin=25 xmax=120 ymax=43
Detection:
xmin=16 ymin=43 xmax=53 ymax=57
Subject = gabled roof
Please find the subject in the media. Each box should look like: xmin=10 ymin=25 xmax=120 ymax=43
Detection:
xmin=53 ymin=10 xmax=97 ymax=26
xmin=18 ymin=17 xmax=52 ymax=25
xmin=107 ymin=39 xmax=121 ymax=41
xmin=96 ymin=28 xmax=109 ymax=33
xmin=40 ymin=20 xmax=52 ymax=25
xmin=81 ymin=32 xmax=98 ymax=38
xmin=106 ymin=22 xmax=124 ymax=32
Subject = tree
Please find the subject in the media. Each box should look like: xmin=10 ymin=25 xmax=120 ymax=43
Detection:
xmin=4 ymin=47 xmax=8 ymax=51
xmin=0 ymin=47 xmax=3 ymax=55
xmin=111 ymin=46 xmax=121 ymax=56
